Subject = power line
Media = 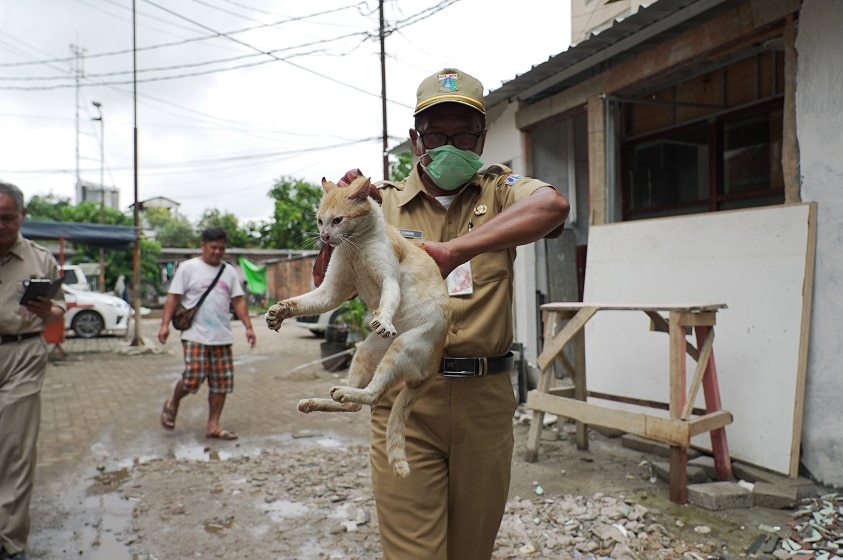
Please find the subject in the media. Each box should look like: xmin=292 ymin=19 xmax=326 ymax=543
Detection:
xmin=0 ymin=4 xmax=367 ymax=68
xmin=0 ymin=1 xmax=459 ymax=110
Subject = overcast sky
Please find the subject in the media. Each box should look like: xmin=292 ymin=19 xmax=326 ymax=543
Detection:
xmin=0 ymin=0 xmax=572 ymax=224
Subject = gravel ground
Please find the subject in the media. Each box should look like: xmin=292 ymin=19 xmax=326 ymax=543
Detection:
xmin=25 ymin=318 xmax=817 ymax=560
xmin=107 ymin=442 xmax=735 ymax=560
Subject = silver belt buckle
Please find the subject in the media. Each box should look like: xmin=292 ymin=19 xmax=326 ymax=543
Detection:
xmin=442 ymin=357 xmax=487 ymax=377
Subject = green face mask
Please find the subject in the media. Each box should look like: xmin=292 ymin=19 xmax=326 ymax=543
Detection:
xmin=422 ymin=145 xmax=484 ymax=191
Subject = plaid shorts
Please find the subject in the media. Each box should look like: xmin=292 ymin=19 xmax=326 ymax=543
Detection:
xmin=180 ymin=341 xmax=234 ymax=394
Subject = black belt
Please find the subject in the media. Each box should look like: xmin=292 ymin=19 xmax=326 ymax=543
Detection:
xmin=0 ymin=332 xmax=42 ymax=345
xmin=440 ymin=351 xmax=514 ymax=377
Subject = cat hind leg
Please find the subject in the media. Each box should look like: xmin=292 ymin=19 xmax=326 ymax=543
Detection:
xmin=328 ymin=337 xmax=383 ymax=405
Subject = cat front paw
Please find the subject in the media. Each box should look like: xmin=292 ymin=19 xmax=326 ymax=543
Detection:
xmin=330 ymin=385 xmax=376 ymax=406
xmin=370 ymin=317 xmax=397 ymax=338
xmin=265 ymin=301 xmax=294 ymax=331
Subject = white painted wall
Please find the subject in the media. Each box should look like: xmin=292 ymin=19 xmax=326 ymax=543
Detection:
xmin=796 ymin=0 xmax=843 ymax=488
xmin=484 ymin=102 xmax=541 ymax=370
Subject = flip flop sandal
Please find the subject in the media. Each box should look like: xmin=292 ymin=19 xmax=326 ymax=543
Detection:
xmin=206 ymin=428 xmax=238 ymax=440
xmin=160 ymin=400 xmax=177 ymax=430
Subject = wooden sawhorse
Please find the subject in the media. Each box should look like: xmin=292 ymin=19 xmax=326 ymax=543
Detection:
xmin=525 ymin=303 xmax=733 ymax=504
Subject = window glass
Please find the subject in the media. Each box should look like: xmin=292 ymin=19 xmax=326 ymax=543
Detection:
xmin=721 ymin=108 xmax=784 ymax=195
xmin=626 ymin=123 xmax=709 ymax=213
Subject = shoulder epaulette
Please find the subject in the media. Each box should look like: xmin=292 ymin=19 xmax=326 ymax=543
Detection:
xmin=31 ymin=241 xmax=54 ymax=256
xmin=481 ymin=164 xmax=514 ymax=179
xmin=376 ymin=180 xmax=402 ymax=190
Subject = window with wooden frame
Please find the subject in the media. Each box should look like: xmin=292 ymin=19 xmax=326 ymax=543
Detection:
xmin=620 ymin=50 xmax=785 ymax=221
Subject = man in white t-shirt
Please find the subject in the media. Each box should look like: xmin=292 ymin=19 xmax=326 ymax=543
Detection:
xmin=158 ymin=227 xmax=256 ymax=440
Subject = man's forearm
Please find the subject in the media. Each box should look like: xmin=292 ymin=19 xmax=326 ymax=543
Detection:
xmin=448 ymin=187 xmax=570 ymax=266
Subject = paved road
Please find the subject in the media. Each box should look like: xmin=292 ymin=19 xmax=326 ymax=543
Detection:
xmin=30 ymin=315 xmax=371 ymax=559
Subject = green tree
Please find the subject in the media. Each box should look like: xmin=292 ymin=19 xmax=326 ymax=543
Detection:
xmin=266 ymin=176 xmax=322 ymax=249
xmin=143 ymin=207 xmax=177 ymax=230
xmin=25 ymin=193 xmax=72 ymax=221
xmin=197 ymin=208 xmax=260 ymax=248
xmin=156 ymin=216 xmax=197 ymax=248
xmin=23 ymin=195 xmax=158 ymax=296
xmin=389 ymin=151 xmax=413 ymax=182
xmin=141 ymin=207 xmax=196 ymax=247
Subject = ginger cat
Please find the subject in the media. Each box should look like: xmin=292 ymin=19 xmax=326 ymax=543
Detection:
xmin=265 ymin=176 xmax=450 ymax=478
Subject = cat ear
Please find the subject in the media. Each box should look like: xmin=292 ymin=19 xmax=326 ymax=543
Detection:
xmin=347 ymin=176 xmax=372 ymax=202
xmin=321 ymin=177 xmax=337 ymax=193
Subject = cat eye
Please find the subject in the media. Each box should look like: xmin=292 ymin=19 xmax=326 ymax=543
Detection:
xmin=418 ymin=132 xmax=481 ymax=150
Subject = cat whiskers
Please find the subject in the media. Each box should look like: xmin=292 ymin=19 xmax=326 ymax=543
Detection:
xmin=297 ymin=232 xmax=323 ymax=250
xmin=337 ymin=233 xmax=365 ymax=259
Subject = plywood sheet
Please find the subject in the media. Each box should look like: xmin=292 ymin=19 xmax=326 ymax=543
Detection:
xmin=583 ymin=203 xmax=815 ymax=475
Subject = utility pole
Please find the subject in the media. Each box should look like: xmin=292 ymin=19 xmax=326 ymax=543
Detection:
xmin=379 ymin=0 xmax=389 ymax=181
xmin=130 ymin=0 xmax=144 ymax=347
xmin=71 ymin=44 xmax=86 ymax=192
xmin=92 ymin=101 xmax=106 ymax=293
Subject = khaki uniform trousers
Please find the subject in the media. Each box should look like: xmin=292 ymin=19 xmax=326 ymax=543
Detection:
xmin=370 ymin=370 xmax=517 ymax=560
xmin=0 ymin=336 xmax=47 ymax=555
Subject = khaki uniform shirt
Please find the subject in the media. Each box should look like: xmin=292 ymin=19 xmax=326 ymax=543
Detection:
xmin=0 ymin=234 xmax=66 ymax=335
xmin=378 ymin=164 xmax=550 ymax=358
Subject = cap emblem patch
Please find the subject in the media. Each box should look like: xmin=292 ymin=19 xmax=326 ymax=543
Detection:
xmin=438 ymin=73 xmax=459 ymax=93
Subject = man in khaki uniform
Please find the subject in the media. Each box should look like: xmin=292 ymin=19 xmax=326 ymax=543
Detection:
xmin=0 ymin=182 xmax=66 ymax=560
xmin=358 ymin=69 xmax=570 ymax=559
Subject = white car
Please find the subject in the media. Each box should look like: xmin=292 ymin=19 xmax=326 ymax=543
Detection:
xmin=61 ymin=264 xmax=92 ymax=291
xmin=62 ymin=284 xmax=132 ymax=338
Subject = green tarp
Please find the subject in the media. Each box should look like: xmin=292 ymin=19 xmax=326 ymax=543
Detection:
xmin=238 ymin=256 xmax=267 ymax=294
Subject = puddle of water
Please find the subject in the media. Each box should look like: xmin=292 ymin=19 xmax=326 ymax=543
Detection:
xmin=88 ymin=467 xmax=131 ymax=495
xmin=31 ymin=482 xmax=135 ymax=560
xmin=79 ymin=492 xmax=135 ymax=560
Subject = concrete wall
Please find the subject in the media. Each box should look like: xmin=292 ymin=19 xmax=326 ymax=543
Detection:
xmin=796 ymin=0 xmax=843 ymax=488
xmin=265 ymin=256 xmax=318 ymax=302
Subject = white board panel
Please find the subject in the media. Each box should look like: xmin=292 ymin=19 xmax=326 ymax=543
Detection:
xmin=583 ymin=204 xmax=814 ymax=475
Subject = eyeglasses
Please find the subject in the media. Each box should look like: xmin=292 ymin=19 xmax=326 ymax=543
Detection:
xmin=418 ymin=131 xmax=481 ymax=150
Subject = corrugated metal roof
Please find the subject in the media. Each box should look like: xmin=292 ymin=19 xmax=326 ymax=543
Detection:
xmin=485 ymin=0 xmax=741 ymax=107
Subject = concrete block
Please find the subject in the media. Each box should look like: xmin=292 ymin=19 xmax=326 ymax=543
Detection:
xmin=652 ymin=460 xmax=709 ymax=484
xmin=687 ymin=481 xmax=753 ymax=511
xmin=731 ymin=461 xmax=782 ymax=483
xmin=731 ymin=461 xmax=818 ymax=499
xmin=753 ymin=482 xmax=798 ymax=509
xmin=688 ymin=454 xmax=736 ymax=481
xmin=591 ymin=425 xmax=625 ymax=438
xmin=621 ymin=434 xmax=670 ymax=457
xmin=620 ymin=434 xmax=700 ymax=459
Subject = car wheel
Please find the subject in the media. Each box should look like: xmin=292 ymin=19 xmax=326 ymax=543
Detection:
xmin=72 ymin=310 xmax=105 ymax=338
xmin=323 ymin=310 xmax=346 ymax=341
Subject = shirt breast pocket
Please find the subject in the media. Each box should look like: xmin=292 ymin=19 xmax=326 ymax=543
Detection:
xmin=469 ymin=250 xmax=510 ymax=285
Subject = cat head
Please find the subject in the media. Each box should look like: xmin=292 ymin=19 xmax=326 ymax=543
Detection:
xmin=317 ymin=176 xmax=376 ymax=247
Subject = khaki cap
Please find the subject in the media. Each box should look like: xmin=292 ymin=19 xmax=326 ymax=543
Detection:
xmin=414 ymin=68 xmax=485 ymax=116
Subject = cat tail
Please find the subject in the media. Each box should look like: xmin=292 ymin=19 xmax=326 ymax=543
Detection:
xmin=385 ymin=376 xmax=435 ymax=478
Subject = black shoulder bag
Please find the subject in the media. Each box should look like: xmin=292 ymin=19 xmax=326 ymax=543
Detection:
xmin=171 ymin=264 xmax=225 ymax=331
